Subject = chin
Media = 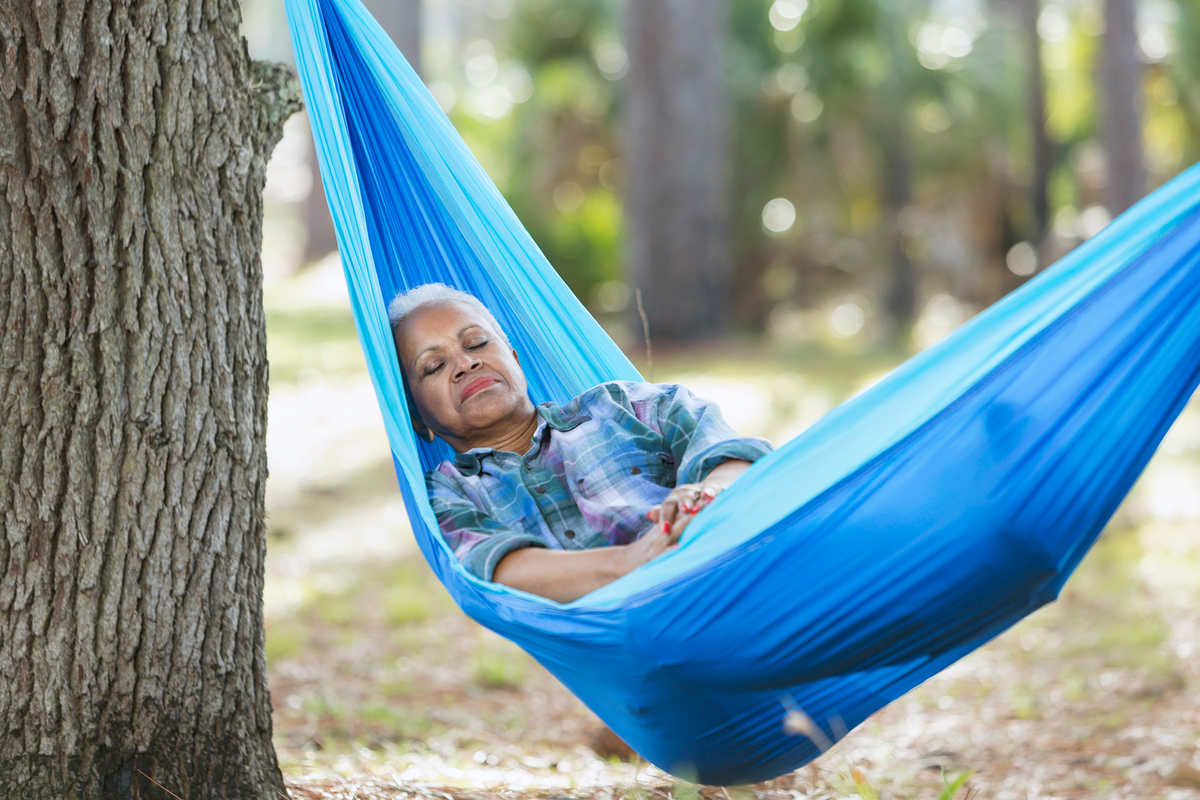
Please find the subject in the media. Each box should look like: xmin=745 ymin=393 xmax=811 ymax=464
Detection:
xmin=459 ymin=390 xmax=523 ymax=426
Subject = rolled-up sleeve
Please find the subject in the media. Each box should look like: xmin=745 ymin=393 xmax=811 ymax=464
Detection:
xmin=634 ymin=383 xmax=775 ymax=484
xmin=427 ymin=471 xmax=547 ymax=581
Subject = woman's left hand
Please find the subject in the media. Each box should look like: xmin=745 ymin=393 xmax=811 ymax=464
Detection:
xmin=647 ymin=482 xmax=722 ymax=538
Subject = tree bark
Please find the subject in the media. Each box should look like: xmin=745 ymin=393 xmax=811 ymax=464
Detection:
xmin=0 ymin=1 xmax=300 ymax=798
xmin=624 ymin=0 xmax=729 ymax=344
xmin=1102 ymin=0 xmax=1145 ymax=214
xmin=304 ymin=0 xmax=421 ymax=265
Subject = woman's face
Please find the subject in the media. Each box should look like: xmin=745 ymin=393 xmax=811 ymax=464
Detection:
xmin=393 ymin=301 xmax=531 ymax=450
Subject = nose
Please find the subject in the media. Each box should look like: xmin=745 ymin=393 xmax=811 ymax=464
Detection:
xmin=451 ymin=348 xmax=482 ymax=380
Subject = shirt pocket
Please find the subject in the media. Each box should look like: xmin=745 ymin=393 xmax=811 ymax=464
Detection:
xmin=604 ymin=449 xmax=675 ymax=490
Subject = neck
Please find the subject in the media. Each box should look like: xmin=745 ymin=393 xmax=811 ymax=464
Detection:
xmin=456 ymin=403 xmax=540 ymax=455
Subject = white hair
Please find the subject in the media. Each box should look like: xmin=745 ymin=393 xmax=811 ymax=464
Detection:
xmin=387 ymin=283 xmax=511 ymax=348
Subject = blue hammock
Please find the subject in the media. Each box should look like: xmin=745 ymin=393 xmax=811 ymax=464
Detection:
xmin=285 ymin=0 xmax=1200 ymax=785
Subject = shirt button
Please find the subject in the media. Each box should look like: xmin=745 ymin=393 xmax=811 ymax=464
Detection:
xmin=536 ymin=486 xmax=546 ymax=494
xmin=565 ymin=530 xmax=576 ymax=539
xmin=630 ymin=466 xmax=641 ymax=475
xmin=524 ymin=463 xmax=533 ymax=470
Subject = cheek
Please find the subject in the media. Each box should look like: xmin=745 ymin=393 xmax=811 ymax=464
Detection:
xmin=411 ymin=382 xmax=449 ymax=419
xmin=501 ymin=359 xmax=527 ymax=393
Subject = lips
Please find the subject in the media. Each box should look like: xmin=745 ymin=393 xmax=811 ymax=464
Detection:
xmin=460 ymin=376 xmax=498 ymax=403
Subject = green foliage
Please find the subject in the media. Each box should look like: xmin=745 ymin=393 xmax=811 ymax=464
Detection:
xmin=830 ymin=763 xmax=880 ymax=799
xmin=939 ymin=767 xmax=976 ymax=800
xmin=424 ymin=0 xmax=1200 ymax=345
xmin=670 ymin=781 xmax=701 ymax=800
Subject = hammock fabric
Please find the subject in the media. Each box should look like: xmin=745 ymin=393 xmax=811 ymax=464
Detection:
xmin=286 ymin=0 xmax=1200 ymax=785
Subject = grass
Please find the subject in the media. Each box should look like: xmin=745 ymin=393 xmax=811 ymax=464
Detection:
xmin=383 ymin=581 xmax=434 ymax=627
xmin=266 ymin=619 xmax=309 ymax=665
xmin=471 ymin=639 xmax=530 ymax=690
xmin=1012 ymin=525 xmax=1179 ymax=682
xmin=938 ymin=768 xmax=976 ymax=800
xmin=829 ymin=764 xmax=879 ymax=800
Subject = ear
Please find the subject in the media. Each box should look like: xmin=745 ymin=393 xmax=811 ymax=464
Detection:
xmin=412 ymin=417 xmax=437 ymax=443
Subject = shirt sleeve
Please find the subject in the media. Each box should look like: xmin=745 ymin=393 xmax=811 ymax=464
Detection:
xmin=628 ymin=383 xmax=775 ymax=485
xmin=426 ymin=469 xmax=548 ymax=582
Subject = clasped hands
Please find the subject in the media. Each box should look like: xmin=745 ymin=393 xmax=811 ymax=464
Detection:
xmin=492 ymin=460 xmax=753 ymax=602
xmin=619 ymin=481 xmax=727 ymax=571
xmin=648 ymin=481 xmax=722 ymax=538
xmin=619 ymin=458 xmax=753 ymax=571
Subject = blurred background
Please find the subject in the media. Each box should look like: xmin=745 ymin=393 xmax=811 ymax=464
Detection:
xmin=244 ymin=1 xmax=1200 ymax=797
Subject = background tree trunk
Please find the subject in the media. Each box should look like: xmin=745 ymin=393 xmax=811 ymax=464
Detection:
xmin=1102 ymin=0 xmax=1145 ymax=214
xmin=882 ymin=123 xmax=916 ymax=341
xmin=0 ymin=1 xmax=300 ymax=797
xmin=304 ymin=0 xmax=422 ymax=265
xmin=624 ymin=0 xmax=729 ymax=344
xmin=1021 ymin=0 xmax=1052 ymax=247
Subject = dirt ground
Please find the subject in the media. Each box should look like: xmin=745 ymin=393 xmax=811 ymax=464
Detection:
xmin=262 ymin=265 xmax=1200 ymax=800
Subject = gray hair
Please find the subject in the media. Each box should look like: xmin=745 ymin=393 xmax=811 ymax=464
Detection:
xmin=387 ymin=283 xmax=511 ymax=349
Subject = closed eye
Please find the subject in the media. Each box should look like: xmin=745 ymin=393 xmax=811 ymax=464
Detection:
xmin=421 ymin=340 xmax=487 ymax=376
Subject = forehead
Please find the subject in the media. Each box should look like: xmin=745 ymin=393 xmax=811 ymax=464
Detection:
xmin=395 ymin=301 xmax=493 ymax=356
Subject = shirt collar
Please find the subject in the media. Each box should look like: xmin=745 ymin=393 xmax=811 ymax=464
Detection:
xmin=450 ymin=402 xmax=590 ymax=476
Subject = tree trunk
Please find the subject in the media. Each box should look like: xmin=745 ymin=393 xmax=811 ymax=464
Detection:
xmin=367 ymin=0 xmax=422 ymax=79
xmin=0 ymin=1 xmax=300 ymax=798
xmin=1021 ymin=0 xmax=1052 ymax=246
xmin=624 ymin=0 xmax=729 ymax=344
xmin=1102 ymin=0 xmax=1145 ymax=214
xmin=882 ymin=123 xmax=916 ymax=340
xmin=304 ymin=0 xmax=421 ymax=265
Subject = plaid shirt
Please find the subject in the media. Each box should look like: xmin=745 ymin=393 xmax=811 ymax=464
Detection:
xmin=427 ymin=381 xmax=774 ymax=581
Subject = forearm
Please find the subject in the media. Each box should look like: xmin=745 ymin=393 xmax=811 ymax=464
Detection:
xmin=492 ymin=545 xmax=634 ymax=603
xmin=702 ymin=459 xmax=752 ymax=490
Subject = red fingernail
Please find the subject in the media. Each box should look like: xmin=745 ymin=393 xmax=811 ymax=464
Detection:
xmin=662 ymin=522 xmax=670 ymax=534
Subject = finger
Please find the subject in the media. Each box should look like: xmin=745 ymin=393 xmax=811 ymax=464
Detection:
xmin=670 ymin=512 xmax=693 ymax=540
xmin=693 ymin=487 xmax=719 ymax=512
xmin=659 ymin=497 xmax=682 ymax=533
xmin=646 ymin=507 xmax=660 ymax=523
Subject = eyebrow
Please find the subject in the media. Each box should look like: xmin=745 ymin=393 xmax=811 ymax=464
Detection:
xmin=410 ymin=325 xmax=484 ymax=373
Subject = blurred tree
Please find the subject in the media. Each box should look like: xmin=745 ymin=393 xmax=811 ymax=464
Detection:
xmin=1020 ymin=0 xmax=1053 ymax=246
xmin=0 ymin=1 xmax=298 ymax=797
xmin=625 ymin=0 xmax=730 ymax=343
xmin=305 ymin=0 xmax=424 ymax=265
xmin=372 ymin=0 xmax=423 ymax=74
xmin=499 ymin=0 xmax=624 ymax=304
xmin=431 ymin=0 xmax=1196 ymax=345
xmin=1102 ymin=0 xmax=1145 ymax=213
xmin=783 ymin=0 xmax=942 ymax=339
xmin=1161 ymin=0 xmax=1200 ymax=173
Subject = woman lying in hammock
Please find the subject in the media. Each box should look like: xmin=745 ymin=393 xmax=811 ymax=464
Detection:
xmin=389 ymin=284 xmax=774 ymax=602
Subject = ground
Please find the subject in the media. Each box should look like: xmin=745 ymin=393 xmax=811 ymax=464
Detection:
xmin=263 ymin=259 xmax=1200 ymax=800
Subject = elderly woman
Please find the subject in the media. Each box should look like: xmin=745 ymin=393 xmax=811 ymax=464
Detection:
xmin=389 ymin=284 xmax=774 ymax=603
